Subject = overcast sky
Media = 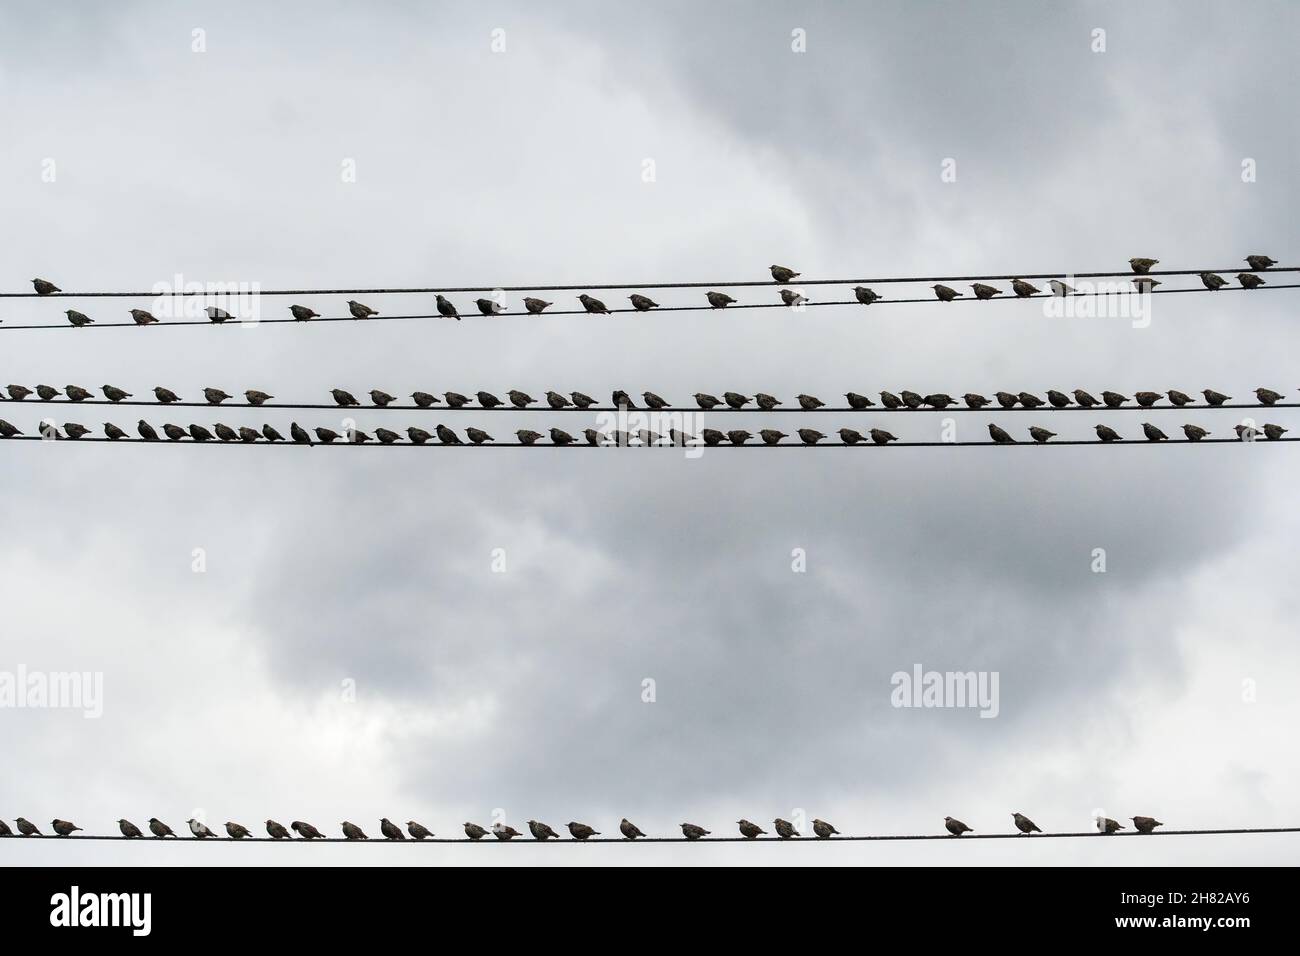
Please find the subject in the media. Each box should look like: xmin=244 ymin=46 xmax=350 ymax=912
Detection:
xmin=1 ymin=0 xmax=1298 ymax=865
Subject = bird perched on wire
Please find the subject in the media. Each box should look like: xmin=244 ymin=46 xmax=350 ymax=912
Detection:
xmin=265 ymin=820 xmax=289 ymax=839
xmin=701 ymin=428 xmax=725 ymax=446
xmin=1237 ymin=273 xmax=1264 ymax=289
xmin=466 ymin=427 xmax=493 ymax=445
xmin=149 ymin=386 xmax=179 ymax=404
xmin=289 ymin=304 xmax=319 ymax=321
xmin=516 ymin=429 xmax=543 ymax=445
xmin=924 ymin=393 xmax=957 ymax=409
xmin=35 ymin=384 xmax=60 ymax=400
xmin=931 ymin=284 xmax=962 ymax=301
xmin=1131 ymin=276 xmax=1161 ymax=291
xmin=545 ymin=390 xmax=572 ymax=409
xmin=779 ymin=289 xmax=807 ymax=306
xmin=6 ymin=384 xmax=33 ymax=400
xmin=290 ymin=423 xmax=311 ymax=444
xmin=725 ymin=429 xmax=752 ymax=445
xmin=1049 ymin=279 xmax=1074 ymax=296
xmin=1043 ymin=389 xmax=1070 ymax=408
xmin=435 ymin=424 xmax=462 ymax=445
xmin=549 ymin=427 xmax=576 ymax=445
xmin=694 ymin=392 xmax=722 ymax=409
xmin=737 ymin=819 xmax=766 ymax=839
xmin=578 ymin=294 xmax=610 ymax=314
xmin=1141 ymin=423 xmax=1169 ymax=442
xmin=583 ymin=428 xmax=602 ymax=446
xmin=313 ymin=427 xmax=340 ymax=444
xmin=1128 ymin=257 xmax=1158 ymax=274
xmin=63 ymin=423 xmax=91 ymax=440
xmin=1101 ymin=391 xmax=1130 ymax=408
xmin=1165 ymin=389 xmax=1193 ymax=406
xmin=798 ymin=428 xmax=826 ymax=444
xmin=32 ymin=277 xmax=61 ymax=295
xmin=879 ymin=391 xmax=904 ymax=409
xmin=189 ymin=424 xmax=215 ymax=442
xmin=204 ymin=387 xmax=233 ymax=405
xmin=1073 ymin=389 xmax=1101 ymax=407
xmin=347 ymin=300 xmax=377 ymax=319
xmin=1203 ymin=389 xmax=1231 ymax=406
xmin=723 ymin=391 xmax=751 ymax=409
xmin=1028 ymin=426 xmax=1056 ymax=443
xmin=65 ymin=385 xmax=92 ymax=402
xmin=1131 ymin=816 xmax=1163 ymax=834
xmin=187 ymin=819 xmax=217 ymax=839
xmin=1011 ymin=278 xmax=1040 ymax=297
xmin=1012 ymin=813 xmax=1041 ymax=835
xmin=642 ymin=391 xmax=670 ymax=409
xmin=610 ymin=389 xmax=635 ymax=408
xmin=1199 ymin=272 xmax=1229 ymax=291
xmin=1095 ymin=424 xmax=1122 ymax=442
xmin=463 ymin=823 xmax=488 ymax=840
xmin=407 ymin=821 xmax=434 ymax=840
xmin=812 ymin=819 xmax=839 ymax=839
xmin=374 ymin=427 xmax=401 ymax=444
xmin=205 ymin=306 xmax=233 ymax=323
xmin=628 ymin=293 xmax=659 ymax=311
xmin=1018 ymin=392 xmax=1045 ymax=409
xmin=759 ymin=429 xmax=786 ymax=445
xmin=223 ymin=821 xmax=252 ymax=840
xmin=568 ymin=822 xmax=599 ymax=840
xmin=149 ymin=818 xmax=177 ymax=838
xmin=118 ymin=819 xmax=144 ymax=838
xmin=838 ymin=427 xmax=866 ymax=444
xmin=0 ymin=420 xmax=22 ymax=438
xmin=1134 ymin=391 xmax=1162 ymax=407
xmin=476 ymin=391 xmax=502 ymax=409
xmin=1264 ymin=423 xmax=1288 ymax=440
xmin=52 ymin=819 xmax=82 ymax=836
xmin=1245 ymin=254 xmax=1276 ymax=270
xmin=770 ymin=264 xmax=799 ymax=283
xmin=846 ymin=391 xmax=874 ymax=409
xmin=475 ymin=297 xmax=505 ymax=316
xmin=870 ymin=428 xmax=898 ymax=445
xmin=214 ymin=423 xmax=239 ymax=442
xmin=369 ymin=389 xmax=397 ymax=407
xmin=995 ymin=391 xmax=1019 ymax=409
xmin=1181 ymin=424 xmax=1209 ymax=441
xmin=245 ymin=389 xmax=273 ymax=405
xmin=620 ymin=819 xmax=645 ymax=840
xmin=797 ymin=393 xmax=824 ymax=410
xmin=407 ymin=426 xmax=433 ymax=444
xmin=523 ymin=296 xmax=552 ymax=314
xmin=162 ymin=423 xmax=187 ymax=441
xmin=492 ymin=823 xmax=522 ymax=840
xmin=988 ymin=424 xmax=1016 ymax=444
xmin=944 ymin=817 xmax=972 ymax=836
xmin=774 ymin=819 xmax=799 ymax=839
xmin=706 ymin=291 xmax=737 ymax=308
xmin=508 ymin=390 xmax=536 ymax=408
xmin=340 ymin=821 xmax=368 ymax=840
xmin=1255 ymin=387 xmax=1284 ymax=405
xmin=129 ymin=308 xmax=159 ymax=325
xmin=1097 ymin=817 xmax=1125 ymax=834
xmin=65 ymin=309 xmax=94 ymax=326
xmin=15 ymin=818 xmax=41 ymax=835
xmin=853 ymin=286 xmax=881 ymax=305
xmin=435 ymin=295 xmax=461 ymax=320
xmin=680 ymin=823 xmax=710 ymax=841
xmin=754 ymin=393 xmax=781 ymax=410
xmin=963 ymin=393 xmax=991 ymax=409
xmin=971 ymin=282 xmax=1002 ymax=300
xmin=528 ymin=820 xmax=560 ymax=841
xmin=292 ymin=821 xmax=325 ymax=839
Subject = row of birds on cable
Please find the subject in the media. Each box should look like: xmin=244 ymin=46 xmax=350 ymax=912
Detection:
xmin=18 ymin=255 xmax=1282 ymax=324
xmin=2 ymin=384 xmax=1293 ymax=410
xmin=2 ymin=813 xmax=1164 ymax=840
xmin=2 ymin=419 xmax=1287 ymax=444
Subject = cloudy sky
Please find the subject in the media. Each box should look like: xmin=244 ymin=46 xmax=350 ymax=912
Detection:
xmin=1 ymin=0 xmax=1297 ymax=865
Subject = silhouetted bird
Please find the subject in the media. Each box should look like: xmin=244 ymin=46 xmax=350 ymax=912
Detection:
xmin=374 ymin=427 xmax=401 ymax=444
xmin=797 ymin=393 xmax=824 ymax=410
xmin=65 ymin=385 xmax=92 ymax=402
xmin=6 ymin=384 xmax=32 ymax=400
xmin=798 ymin=428 xmax=826 ymax=444
xmin=1166 ymin=389 xmax=1193 ymax=406
xmin=205 ymin=306 xmax=232 ymax=323
xmin=188 ymin=424 xmax=214 ymax=442
xmin=925 ymin=393 xmax=957 ymax=409
xmin=964 ymin=393 xmax=991 ymax=409
xmin=0 ymin=420 xmax=21 ymax=438
xmin=995 ymin=391 xmax=1019 ymax=409
xmin=1131 ymin=816 xmax=1163 ymax=834
xmin=493 ymin=823 xmax=522 ymax=840
xmin=226 ymin=822 xmax=252 ymax=839
xmin=1182 ymin=424 xmax=1209 ymax=441
xmin=1245 ymin=255 xmax=1277 ymax=271
xmin=1012 ymin=813 xmax=1041 ymax=834
xmin=550 ymin=427 xmax=576 ymax=445
xmin=523 ymin=297 xmax=552 ymax=314
xmin=1237 ymin=273 xmax=1264 ymax=289
xmin=880 ymin=391 xmax=904 ymax=409
xmin=1029 ymin=426 xmax=1056 ymax=443
xmin=1203 ymin=389 xmax=1231 ymax=406
xmin=16 ymin=818 xmax=41 ymax=835
xmin=1011 ymin=278 xmax=1040 ymax=297
xmin=971 ymin=282 xmax=1002 ymax=300
xmin=65 ymin=309 xmax=94 ymax=326
xmin=466 ymin=427 xmax=493 ymax=445
xmin=870 ymin=428 xmax=898 ymax=445
xmin=149 ymin=818 xmax=176 ymax=838
xmin=35 ymin=384 xmax=60 ymax=400
xmin=407 ymin=821 xmax=434 ymax=840
xmin=755 ymin=393 xmax=782 ymax=410
xmin=706 ymin=291 xmax=736 ymax=308
xmin=313 ymin=427 xmax=340 ymax=444
xmin=475 ymin=297 xmax=505 ymax=315
xmin=289 ymin=304 xmax=319 ymax=321
xmin=701 ymin=428 xmax=725 ymax=446
xmin=214 ymin=423 xmax=238 ymax=442
xmin=568 ymin=822 xmax=599 ymax=840
xmin=853 ymin=286 xmax=881 ymax=305
xmin=774 ymin=819 xmax=799 ymax=839
xmin=292 ymin=821 xmax=325 ymax=839
xmin=290 ymin=423 xmax=311 ymax=444
xmin=643 ymin=391 xmax=669 ymax=409
xmin=726 ymin=429 xmax=752 ymax=445
xmin=62 ymin=423 xmax=90 ymax=440
xmin=436 ymin=424 xmax=462 ymax=445
xmin=341 ymin=821 xmax=368 ymax=840
xmin=1095 ymin=425 xmax=1121 ymax=442
xmin=988 ymin=424 xmax=1015 ymax=444
xmin=348 ymin=300 xmax=377 ymax=319
xmin=476 ymin=391 xmax=502 ymax=409
xmin=1018 ymin=392 xmax=1045 ymax=409
xmin=516 ymin=429 xmax=542 ymax=445
xmin=779 ymin=289 xmax=806 ymax=306
xmin=612 ymin=390 xmax=635 ymax=408
xmin=528 ymin=820 xmax=560 ymax=840
xmin=1142 ymin=422 xmax=1168 ymax=441
xmin=407 ymin=426 xmax=433 ymax=444
xmin=1101 ymin=391 xmax=1130 ymax=408
xmin=444 ymin=391 xmax=471 ymax=408
xmin=1199 ymin=272 xmax=1229 ymax=291
xmin=1134 ymin=391 xmax=1162 ymax=407
xmin=435 ymin=295 xmax=461 ymax=320
xmin=1234 ymin=423 xmax=1261 ymax=440
xmin=694 ymin=392 xmax=722 ymax=409
xmin=1073 ymin=389 xmax=1100 ymax=407
xmin=944 ymin=817 xmax=972 ymax=836
xmin=118 ymin=819 xmax=143 ymax=838
xmin=770 ymin=264 xmax=799 ymax=283
xmin=1264 ymin=423 xmax=1289 ymax=440
xmin=130 ymin=308 xmax=159 ymax=325
xmin=32 ymin=278 xmax=60 ymax=295
xmin=812 ymin=819 xmax=839 ymax=839
xmin=578 ymin=294 xmax=610 ymax=314
xmin=262 ymin=425 xmax=284 ymax=442
xmin=1098 ymin=817 xmax=1124 ymax=834
xmin=1128 ymin=257 xmax=1158 ymax=274
xmin=507 ymin=390 xmax=536 ymax=408
xmin=1132 ymin=276 xmax=1161 ymax=291
xmin=102 ymin=385 xmax=131 ymax=402
xmin=463 ymin=823 xmax=488 ymax=840
xmin=369 ymin=389 xmax=396 ymax=407
xmin=846 ymin=392 xmax=874 ymax=409
xmin=52 ymin=819 xmax=82 ymax=836
xmin=723 ymin=392 xmax=751 ymax=409
xmin=759 ymin=429 xmax=786 ymax=445
xmin=583 ymin=428 xmax=601 ymax=446
xmin=546 ymin=390 xmax=572 ymax=409
xmin=737 ymin=819 xmax=765 ymax=839
xmin=104 ymin=423 xmax=127 ymax=440
xmin=162 ymin=424 xmax=187 ymax=441
xmin=931 ymin=284 xmax=961 ymax=301
xmin=680 ymin=823 xmax=710 ymax=840
xmin=620 ymin=819 xmax=645 ymax=839
xmin=839 ymin=427 xmax=866 ymax=444
xmin=628 ymin=293 xmax=659 ymax=311
xmin=1255 ymin=387 xmax=1284 ymax=405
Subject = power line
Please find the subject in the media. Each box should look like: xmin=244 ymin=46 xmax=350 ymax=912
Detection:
xmin=1 ymin=436 xmax=1293 ymax=448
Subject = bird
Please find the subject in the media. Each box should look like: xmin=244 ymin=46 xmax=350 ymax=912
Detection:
xmin=1245 ymin=254 xmax=1277 ymax=271
xmin=1097 ymin=817 xmax=1125 ymax=834
xmin=1017 ymin=392 xmax=1045 ymax=409
xmin=32 ymin=277 xmax=61 ymax=295
xmin=726 ymin=429 xmax=753 ymax=445
xmin=492 ymin=823 xmax=522 ymax=840
xmin=188 ymin=819 xmax=217 ymax=838
xmin=774 ymin=819 xmax=799 ymax=839
xmin=65 ymin=385 xmax=92 ymax=402
xmin=313 ymin=427 xmax=340 ymax=444
xmin=797 ymin=393 xmax=825 ymax=410
xmin=1235 ymin=423 xmax=1261 ymax=440
xmin=370 ymin=389 xmax=397 ymax=407
xmin=435 ymin=295 xmax=462 ymax=320
xmin=931 ymin=284 xmax=962 ymax=301
xmin=407 ymin=821 xmax=434 ymax=840
xmin=242 ymin=389 xmax=273 ymax=406
xmin=583 ymin=428 xmax=602 ymax=446
xmin=225 ymin=822 xmax=252 ymax=839
xmin=463 ymin=823 xmax=488 ymax=840
xmin=0 ymin=420 xmax=22 ymax=438
xmin=129 ymin=308 xmax=159 ymax=325
xmin=528 ymin=820 xmax=560 ymax=840
xmin=289 ymin=304 xmax=319 ymax=321
xmin=104 ymin=423 xmax=127 ymax=440
xmin=374 ymin=427 xmax=401 ymax=444
xmin=880 ymin=391 xmax=905 ymax=409
xmin=963 ymin=393 xmax=991 ymax=409
xmin=643 ymin=391 xmax=670 ymax=409
xmin=1029 ymin=426 xmax=1056 ymax=443
xmin=853 ymin=286 xmax=881 ymax=305
xmin=620 ymin=819 xmax=645 ymax=840
xmin=755 ymin=393 xmax=782 ymax=410
xmin=1011 ymin=278 xmax=1040 ymax=297
xmin=189 ymin=424 xmax=216 ymax=442
xmin=1101 ymin=391 xmax=1130 ymax=408
xmin=204 ymin=387 xmax=233 ymax=405
xmin=1045 ymin=389 xmax=1072 ymax=408
xmin=1131 ymin=816 xmax=1164 ymax=834
xmin=6 ymin=384 xmax=33 ymax=400
xmin=205 ymin=306 xmax=233 ymax=323
xmin=347 ymin=300 xmax=378 ymax=319
xmin=1128 ymin=257 xmax=1158 ymax=274
xmin=798 ymin=428 xmax=826 ymax=444
xmin=523 ymin=297 xmax=553 ymax=314
xmin=944 ymin=817 xmax=972 ymax=836
xmin=578 ymin=294 xmax=610 ymax=314
xmin=550 ymin=427 xmax=576 ymax=445
xmin=779 ymin=289 xmax=807 ymax=306
xmin=412 ymin=391 xmax=441 ymax=408
xmin=65 ymin=309 xmax=94 ymax=326
xmin=737 ymin=819 xmax=766 ymax=839
xmin=995 ymin=391 xmax=1020 ymax=409
xmin=407 ymin=426 xmax=433 ymax=444
xmin=35 ymin=384 xmax=61 ymax=401
xmin=52 ymin=819 xmax=82 ymax=836
xmin=838 ymin=427 xmax=866 ymax=444
xmin=1012 ymin=813 xmax=1041 ymax=834
xmin=1072 ymin=389 xmax=1101 ymax=407
xmin=924 ymin=393 xmax=958 ymax=409
xmin=609 ymin=429 xmax=633 ymax=446
xmin=63 ymin=423 xmax=91 ymax=440
xmin=1199 ymin=272 xmax=1229 ymax=291
xmin=1049 ymin=279 xmax=1074 ymax=296
xmin=971 ymin=282 xmax=1002 ymax=300
xmin=571 ymin=391 xmax=597 ymax=408
xmin=723 ymin=391 xmax=751 ymax=409
xmin=636 ymin=429 xmax=660 ymax=446
xmin=1166 ymin=389 xmax=1194 ymax=406
xmin=770 ymin=264 xmax=799 ymax=283
xmin=162 ymin=423 xmax=187 ymax=441
xmin=1203 ymin=389 xmax=1231 ymax=406
xmin=292 ymin=821 xmax=325 ymax=839
xmin=694 ymin=392 xmax=722 ymax=409
xmin=117 ymin=819 xmax=143 ymax=838
xmin=16 ymin=818 xmax=42 ymax=835
xmin=1134 ymin=391 xmax=1163 ymax=407
xmin=628 ymin=293 xmax=659 ymax=311
xmin=0 ymin=820 xmax=11 ymax=836
xmin=680 ymin=823 xmax=710 ymax=840
xmin=475 ymin=297 xmax=505 ymax=315
xmin=1264 ymin=423 xmax=1289 ymax=440
xmin=546 ymin=390 xmax=572 ymax=409
xmin=988 ymin=424 xmax=1016 ymax=444
xmin=706 ymin=291 xmax=736 ymax=308
xmin=516 ymin=429 xmax=543 ymax=445
xmin=1095 ymin=425 xmax=1122 ymax=442
xmin=214 ymin=423 xmax=239 ymax=442
xmin=149 ymin=818 xmax=176 ymax=838
xmin=759 ymin=429 xmax=787 ymax=445
xmin=701 ymin=428 xmax=726 ymax=446
xmin=150 ymin=386 xmax=179 ymax=404
xmin=1182 ymin=424 xmax=1209 ymax=441
xmin=257 ymin=425 xmax=278 ymax=442
xmin=348 ymin=428 xmax=372 ymax=443
xmin=568 ymin=822 xmax=599 ymax=840
xmin=1142 ymin=423 xmax=1169 ymax=441
xmin=611 ymin=389 xmax=635 ymax=408
xmin=466 ymin=427 xmax=493 ymax=445
xmin=1132 ymin=276 xmax=1161 ymax=291
xmin=290 ymin=423 xmax=311 ymax=444
xmin=846 ymin=392 xmax=874 ymax=409
xmin=1255 ymin=387 xmax=1285 ymax=405
xmin=266 ymin=820 xmax=291 ymax=839
xmin=444 ymin=391 xmax=471 ymax=408
xmin=330 ymin=388 xmax=360 ymax=407
xmin=1237 ymin=273 xmax=1265 ymax=289
xmin=812 ymin=819 xmax=839 ymax=839
xmin=870 ymin=428 xmax=898 ymax=445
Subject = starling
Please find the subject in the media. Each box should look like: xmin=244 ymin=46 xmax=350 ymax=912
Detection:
xmin=104 ymin=422 xmax=127 ymax=440
xmin=931 ymin=284 xmax=962 ymax=301
xmin=1128 ymin=257 xmax=1158 ymax=274
xmin=737 ymin=819 xmax=766 ymax=839
xmin=944 ymin=817 xmax=972 ymax=836
xmin=262 ymin=425 xmax=285 ymax=442
xmin=1134 ymin=391 xmax=1162 ymax=407
xmin=63 ymin=423 xmax=91 ymax=439
xmin=636 ymin=428 xmax=659 ymax=446
xmin=628 ymin=293 xmax=659 ymax=311
xmin=205 ymin=306 xmax=233 ymax=323
xmin=770 ymin=264 xmax=799 ymax=283
xmin=214 ymin=423 xmax=238 ymax=442
xmin=694 ymin=392 xmax=722 ymax=409
xmin=779 ymin=289 xmax=807 ymax=306
xmin=435 ymin=295 xmax=462 ymax=320
xmin=407 ymin=426 xmax=433 ymax=444
xmin=755 ymin=393 xmax=782 ymax=410
xmin=971 ymin=282 xmax=1002 ymax=300
xmin=188 ymin=424 xmax=215 ymax=442
xmin=759 ymin=429 xmax=787 ymax=445
xmin=995 ymin=391 xmax=1020 ymax=409
xmin=444 ymin=391 xmax=471 ymax=408
xmin=1203 ymin=389 xmax=1231 ymax=406
xmin=571 ymin=391 xmax=597 ymax=409
xmin=225 ymin=822 xmax=252 ymax=839
xmin=464 ymin=823 xmax=488 ymax=840
xmin=149 ymin=387 xmax=178 ymax=404
xmin=407 ymin=821 xmax=434 ymax=840
xmin=330 ymin=388 xmax=359 ymax=407
xmin=620 ymin=818 xmax=645 ymax=839
xmin=880 ymin=391 xmax=904 ymax=409
xmin=478 ymin=391 xmax=503 ymax=409
xmin=118 ymin=819 xmax=144 ymax=838
xmin=266 ymin=820 xmax=292 ymax=839
xmin=1167 ymin=389 xmax=1193 ymax=406
xmin=6 ymin=384 xmax=33 ymax=400
xmin=1199 ymin=272 xmax=1229 ymax=291
xmin=0 ymin=420 xmax=21 ymax=438
xmin=1028 ymin=426 xmax=1056 ymax=443
xmin=1097 ymin=817 xmax=1125 ymax=834
xmin=365 ymin=389 xmax=394 ymax=407
xmin=568 ymin=822 xmax=599 ymax=840
xmin=36 ymin=384 xmax=61 ymax=401
xmin=578 ymin=294 xmax=610 ymax=314
xmin=162 ymin=423 xmax=187 ymax=441
xmin=313 ymin=427 xmax=340 ymax=444
xmin=610 ymin=429 xmax=633 ymax=446
xmin=846 ymin=392 xmax=874 ymax=409
xmin=528 ymin=820 xmax=560 ymax=840
xmin=16 ymin=818 xmax=41 ymax=835
xmin=1101 ymin=391 xmax=1130 ymax=409
xmin=102 ymin=385 xmax=132 ymax=402
xmin=669 ymin=428 xmax=695 ymax=445
xmin=65 ymin=309 xmax=94 ymax=326
xmin=1018 ymin=392 xmax=1045 ymax=409
xmin=706 ymin=291 xmax=736 ymax=308
xmin=853 ymin=286 xmax=881 ymax=304
xmin=1132 ymin=276 xmax=1161 ymax=291
xmin=1012 ymin=813 xmax=1041 ymax=834
xmin=701 ymin=428 xmax=726 ymax=446
xmin=412 ymin=391 xmax=441 ymax=408
xmin=1095 ymin=424 xmax=1122 ymax=442
xmin=546 ymin=390 xmax=572 ymax=409
xmin=493 ymin=823 xmax=523 ymax=840
xmin=32 ymin=278 xmax=61 ymax=295
xmin=292 ymin=821 xmax=325 ymax=840
xmin=723 ymin=391 xmax=751 ymax=409
xmin=774 ymin=819 xmax=799 ymax=839
xmin=838 ymin=427 xmax=866 ymax=444
xmin=1049 ymin=279 xmax=1074 ymax=296
xmin=130 ymin=308 xmax=159 ymax=325
xmin=924 ymin=393 xmax=957 ymax=409
xmin=1237 ymin=273 xmax=1264 ymax=289
xmin=1182 ymin=424 xmax=1209 ymax=441
xmin=523 ymin=297 xmax=553 ymax=314
xmin=1245 ymin=255 xmax=1277 ymax=271
xmin=1264 ymin=423 xmax=1289 ymax=440
xmin=727 ymin=429 xmax=753 ymax=445
xmin=374 ymin=427 xmax=401 ymax=444
xmin=988 ymin=423 xmax=1015 ymax=444
xmin=964 ymin=393 xmax=991 ymax=409
xmin=1046 ymin=389 xmax=1072 ymax=408
xmin=1255 ymin=387 xmax=1284 ymax=405
xmin=347 ymin=300 xmax=377 ymax=319
xmin=516 ymin=429 xmax=543 ymax=445
xmin=812 ymin=818 xmax=839 ymax=839
xmin=188 ymin=819 xmax=218 ymax=838
xmin=348 ymin=428 xmax=372 ymax=443
xmin=52 ymin=819 xmax=82 ymax=836
xmin=642 ymin=391 xmax=670 ymax=409
xmin=339 ymin=821 xmax=368 ymax=840
xmin=238 ymin=426 xmax=261 ymax=442
xmin=1131 ymin=816 xmax=1164 ymax=834
xmin=797 ymin=393 xmax=825 ymax=410
xmin=1234 ymin=423 xmax=1261 ymax=440
xmin=1141 ymin=423 xmax=1169 ymax=442
xmin=290 ymin=423 xmax=312 ymax=444
xmin=1011 ymin=278 xmax=1040 ymax=297
xmin=289 ymin=304 xmax=319 ymax=321
xmin=550 ymin=427 xmax=576 ymax=445
xmin=612 ymin=390 xmax=635 ymax=408
xmin=870 ymin=428 xmax=898 ymax=445
xmin=680 ymin=823 xmax=710 ymax=840
xmin=583 ymin=428 xmax=602 ymax=446
xmin=199 ymin=388 xmax=231 ymax=407
xmin=475 ymin=297 xmax=505 ymax=315
xmin=149 ymin=818 xmax=176 ymax=838
xmin=1073 ymin=389 xmax=1101 ymax=407
xmin=798 ymin=428 xmax=826 ymax=444
xmin=65 ymin=385 xmax=92 ymax=402
xmin=466 ymin=427 xmax=493 ymax=444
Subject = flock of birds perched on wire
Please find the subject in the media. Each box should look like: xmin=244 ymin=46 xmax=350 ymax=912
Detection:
xmin=8 ymin=254 xmax=1284 ymax=325
xmin=4 ymin=812 xmax=1164 ymax=841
